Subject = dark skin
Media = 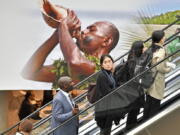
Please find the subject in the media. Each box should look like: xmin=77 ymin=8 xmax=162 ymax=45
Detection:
xmin=21 ymin=1 xmax=115 ymax=83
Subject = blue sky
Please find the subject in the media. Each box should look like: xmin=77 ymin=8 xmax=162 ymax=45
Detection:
xmin=45 ymin=0 xmax=180 ymax=18
xmin=141 ymin=0 xmax=180 ymax=15
xmin=48 ymin=0 xmax=179 ymax=14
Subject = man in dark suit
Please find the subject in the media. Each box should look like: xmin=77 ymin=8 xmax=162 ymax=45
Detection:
xmin=51 ymin=76 xmax=79 ymax=135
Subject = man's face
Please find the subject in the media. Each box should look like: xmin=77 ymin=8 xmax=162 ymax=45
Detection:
xmin=64 ymin=81 xmax=74 ymax=92
xmin=77 ymin=22 xmax=108 ymax=54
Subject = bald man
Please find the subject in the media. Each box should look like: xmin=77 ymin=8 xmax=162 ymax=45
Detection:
xmin=51 ymin=76 xmax=79 ymax=135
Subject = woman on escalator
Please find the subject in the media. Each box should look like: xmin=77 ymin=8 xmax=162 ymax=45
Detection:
xmin=125 ymin=40 xmax=145 ymax=131
xmin=95 ymin=54 xmax=116 ymax=135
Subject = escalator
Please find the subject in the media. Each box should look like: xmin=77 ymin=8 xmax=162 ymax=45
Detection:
xmin=37 ymin=36 xmax=180 ymax=135
xmin=74 ymin=55 xmax=180 ymax=135
xmin=1 ymin=18 xmax=179 ymax=135
xmin=30 ymin=22 xmax=180 ymax=135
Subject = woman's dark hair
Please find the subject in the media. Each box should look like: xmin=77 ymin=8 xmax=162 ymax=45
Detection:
xmin=128 ymin=40 xmax=144 ymax=60
xmin=100 ymin=54 xmax=114 ymax=65
xmin=152 ymin=30 xmax=165 ymax=43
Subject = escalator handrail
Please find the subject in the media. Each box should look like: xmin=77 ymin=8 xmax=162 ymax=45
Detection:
xmin=80 ymin=89 xmax=180 ymax=135
xmin=78 ymin=65 xmax=180 ymax=134
xmin=33 ymin=62 xmax=180 ymax=130
xmin=78 ymin=76 xmax=180 ymax=134
xmin=31 ymin=33 xmax=180 ymax=130
xmin=46 ymin=40 xmax=180 ymax=134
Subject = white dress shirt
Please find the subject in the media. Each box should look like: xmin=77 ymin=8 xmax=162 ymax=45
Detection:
xmin=61 ymin=90 xmax=75 ymax=109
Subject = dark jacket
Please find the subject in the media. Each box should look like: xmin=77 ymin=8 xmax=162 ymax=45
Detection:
xmin=95 ymin=69 xmax=123 ymax=127
xmin=96 ymin=69 xmax=115 ymax=100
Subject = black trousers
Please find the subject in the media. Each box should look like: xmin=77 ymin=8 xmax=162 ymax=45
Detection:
xmin=143 ymin=94 xmax=161 ymax=121
xmin=126 ymin=95 xmax=145 ymax=130
xmin=96 ymin=115 xmax=112 ymax=135
xmin=126 ymin=107 xmax=140 ymax=130
xmin=100 ymin=127 xmax=112 ymax=135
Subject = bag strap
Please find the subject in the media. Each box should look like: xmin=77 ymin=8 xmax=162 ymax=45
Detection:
xmin=153 ymin=70 xmax=158 ymax=79
xmin=150 ymin=70 xmax=158 ymax=86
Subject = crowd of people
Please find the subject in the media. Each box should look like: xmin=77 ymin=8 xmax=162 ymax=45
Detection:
xmin=18 ymin=0 xmax=178 ymax=135
xmin=49 ymin=30 xmax=175 ymax=135
xmin=16 ymin=37 xmax=176 ymax=134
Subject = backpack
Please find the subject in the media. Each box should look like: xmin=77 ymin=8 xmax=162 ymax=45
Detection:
xmin=133 ymin=47 xmax=158 ymax=89
xmin=114 ymin=59 xmax=130 ymax=86
xmin=87 ymin=83 xmax=97 ymax=104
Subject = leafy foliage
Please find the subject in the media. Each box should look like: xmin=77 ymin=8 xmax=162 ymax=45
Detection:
xmin=51 ymin=59 xmax=69 ymax=89
xmin=140 ymin=10 xmax=180 ymax=24
xmin=50 ymin=55 xmax=100 ymax=89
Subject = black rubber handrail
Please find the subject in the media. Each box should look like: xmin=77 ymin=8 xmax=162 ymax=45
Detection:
xmin=78 ymin=79 xmax=180 ymax=135
xmin=1 ymin=17 xmax=179 ymax=135
xmin=78 ymin=62 xmax=180 ymax=134
xmin=82 ymin=60 xmax=180 ymax=134
xmin=33 ymin=61 xmax=179 ymax=131
xmin=76 ymin=63 xmax=180 ymax=134
xmin=46 ymin=40 xmax=180 ymax=134
xmin=81 ymin=88 xmax=180 ymax=135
